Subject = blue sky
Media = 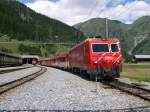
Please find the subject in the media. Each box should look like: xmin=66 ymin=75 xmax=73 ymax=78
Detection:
xmin=19 ymin=0 xmax=150 ymax=25
xmin=19 ymin=0 xmax=58 ymax=3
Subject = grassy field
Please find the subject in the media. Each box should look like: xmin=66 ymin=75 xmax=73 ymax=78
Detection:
xmin=121 ymin=63 xmax=150 ymax=82
xmin=0 ymin=42 xmax=70 ymax=57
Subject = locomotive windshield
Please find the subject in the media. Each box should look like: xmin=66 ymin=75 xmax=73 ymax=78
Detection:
xmin=92 ymin=44 xmax=109 ymax=52
xmin=111 ymin=44 xmax=119 ymax=52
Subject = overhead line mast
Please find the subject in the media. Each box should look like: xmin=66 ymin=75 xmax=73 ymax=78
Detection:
xmin=105 ymin=18 xmax=109 ymax=40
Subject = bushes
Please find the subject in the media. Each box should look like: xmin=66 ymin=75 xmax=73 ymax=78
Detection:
xmin=18 ymin=44 xmax=41 ymax=56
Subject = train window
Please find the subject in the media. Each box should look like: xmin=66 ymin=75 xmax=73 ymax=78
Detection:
xmin=111 ymin=44 xmax=119 ymax=52
xmin=92 ymin=44 xmax=109 ymax=52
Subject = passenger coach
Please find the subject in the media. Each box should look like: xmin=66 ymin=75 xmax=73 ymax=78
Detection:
xmin=0 ymin=51 xmax=23 ymax=67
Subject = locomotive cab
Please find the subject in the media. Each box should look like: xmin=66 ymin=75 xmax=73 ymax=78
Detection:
xmin=88 ymin=39 xmax=123 ymax=79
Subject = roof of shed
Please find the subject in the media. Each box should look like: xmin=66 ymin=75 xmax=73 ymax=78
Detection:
xmin=134 ymin=55 xmax=150 ymax=59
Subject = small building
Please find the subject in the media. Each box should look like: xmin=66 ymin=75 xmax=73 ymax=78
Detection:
xmin=21 ymin=55 xmax=39 ymax=64
xmin=133 ymin=55 xmax=150 ymax=63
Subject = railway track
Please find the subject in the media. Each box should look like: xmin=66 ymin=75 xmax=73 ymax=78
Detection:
xmin=101 ymin=79 xmax=150 ymax=102
xmin=0 ymin=66 xmax=32 ymax=74
xmin=0 ymin=66 xmax=47 ymax=94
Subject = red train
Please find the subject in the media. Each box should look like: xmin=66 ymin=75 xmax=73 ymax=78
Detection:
xmin=39 ymin=38 xmax=123 ymax=80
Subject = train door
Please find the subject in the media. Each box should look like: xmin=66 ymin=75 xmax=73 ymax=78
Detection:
xmin=83 ymin=43 xmax=89 ymax=69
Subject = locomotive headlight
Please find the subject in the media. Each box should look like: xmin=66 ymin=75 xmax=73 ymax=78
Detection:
xmin=94 ymin=61 xmax=98 ymax=64
xmin=116 ymin=60 xmax=121 ymax=64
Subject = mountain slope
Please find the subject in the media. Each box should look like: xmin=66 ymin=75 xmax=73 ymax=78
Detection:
xmin=0 ymin=0 xmax=85 ymax=42
xmin=74 ymin=18 xmax=130 ymax=38
xmin=128 ymin=16 xmax=150 ymax=54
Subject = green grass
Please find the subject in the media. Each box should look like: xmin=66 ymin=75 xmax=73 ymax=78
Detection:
xmin=121 ymin=63 xmax=150 ymax=82
xmin=0 ymin=43 xmax=70 ymax=57
xmin=0 ymin=44 xmax=19 ymax=53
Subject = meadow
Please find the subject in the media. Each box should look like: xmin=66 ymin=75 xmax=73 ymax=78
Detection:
xmin=121 ymin=63 xmax=150 ymax=82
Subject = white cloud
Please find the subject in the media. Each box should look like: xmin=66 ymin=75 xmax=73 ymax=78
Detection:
xmin=99 ymin=1 xmax=150 ymax=24
xmin=26 ymin=1 xmax=56 ymax=14
xmin=26 ymin=0 xmax=109 ymax=25
xmin=26 ymin=0 xmax=150 ymax=25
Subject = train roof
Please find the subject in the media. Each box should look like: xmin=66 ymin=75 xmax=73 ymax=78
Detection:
xmin=0 ymin=51 xmax=22 ymax=58
xmin=0 ymin=51 xmax=40 ymax=60
xmin=88 ymin=38 xmax=120 ymax=43
xmin=40 ymin=53 xmax=68 ymax=61
xmin=50 ymin=53 xmax=68 ymax=59
xmin=71 ymin=38 xmax=120 ymax=50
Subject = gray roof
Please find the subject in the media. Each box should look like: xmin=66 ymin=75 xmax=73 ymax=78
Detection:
xmin=134 ymin=55 xmax=150 ymax=59
xmin=21 ymin=55 xmax=39 ymax=60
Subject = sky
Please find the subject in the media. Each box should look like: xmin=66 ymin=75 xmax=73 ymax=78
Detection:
xmin=18 ymin=0 xmax=150 ymax=25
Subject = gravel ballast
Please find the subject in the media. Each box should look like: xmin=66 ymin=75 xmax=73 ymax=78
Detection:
xmin=0 ymin=64 xmax=33 ymax=71
xmin=0 ymin=67 xmax=40 ymax=85
xmin=0 ymin=67 xmax=149 ymax=111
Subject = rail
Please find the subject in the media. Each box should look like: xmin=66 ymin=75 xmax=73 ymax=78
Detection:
xmin=0 ymin=66 xmax=32 ymax=74
xmin=102 ymin=79 xmax=150 ymax=101
xmin=0 ymin=66 xmax=47 ymax=94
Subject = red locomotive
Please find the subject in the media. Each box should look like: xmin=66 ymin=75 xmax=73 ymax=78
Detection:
xmin=39 ymin=38 xmax=123 ymax=80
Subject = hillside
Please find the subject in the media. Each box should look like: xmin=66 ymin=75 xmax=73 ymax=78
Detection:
xmin=0 ymin=0 xmax=85 ymax=57
xmin=128 ymin=16 xmax=150 ymax=54
xmin=0 ymin=0 xmax=150 ymax=59
xmin=0 ymin=0 xmax=85 ymax=42
xmin=74 ymin=18 xmax=130 ymax=38
xmin=74 ymin=18 xmax=131 ymax=49
xmin=74 ymin=16 xmax=150 ymax=56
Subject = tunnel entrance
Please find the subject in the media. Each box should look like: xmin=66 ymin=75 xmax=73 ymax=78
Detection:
xmin=22 ymin=58 xmax=38 ymax=64
xmin=21 ymin=55 xmax=39 ymax=64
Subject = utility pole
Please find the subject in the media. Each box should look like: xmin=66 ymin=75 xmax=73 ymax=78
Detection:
xmin=105 ymin=18 xmax=109 ymax=39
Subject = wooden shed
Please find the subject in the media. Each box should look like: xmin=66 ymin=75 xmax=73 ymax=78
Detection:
xmin=133 ymin=55 xmax=150 ymax=63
